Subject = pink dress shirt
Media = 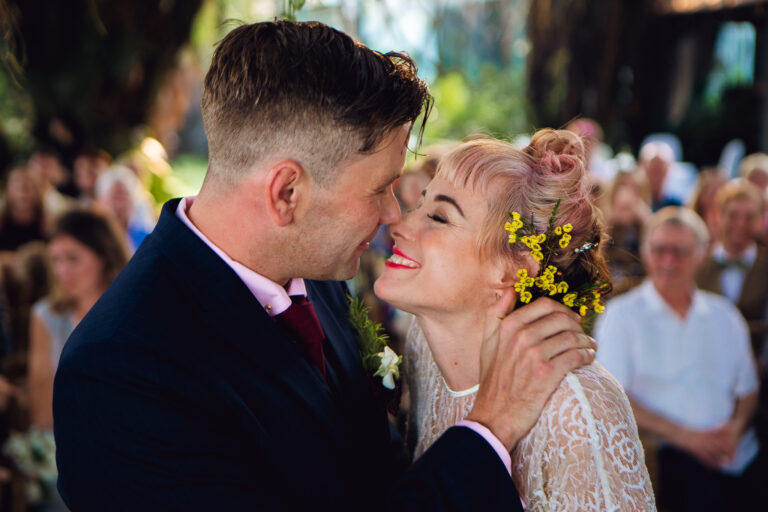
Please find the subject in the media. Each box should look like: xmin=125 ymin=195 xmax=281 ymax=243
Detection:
xmin=176 ymin=197 xmax=511 ymax=475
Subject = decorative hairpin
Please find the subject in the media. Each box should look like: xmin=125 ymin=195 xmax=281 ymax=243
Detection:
xmin=574 ymin=242 xmax=598 ymax=254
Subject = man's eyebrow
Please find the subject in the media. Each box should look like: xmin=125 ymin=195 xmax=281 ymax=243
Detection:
xmin=434 ymin=194 xmax=465 ymax=218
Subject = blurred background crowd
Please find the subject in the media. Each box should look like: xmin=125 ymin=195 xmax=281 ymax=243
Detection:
xmin=1 ymin=0 xmax=768 ymax=510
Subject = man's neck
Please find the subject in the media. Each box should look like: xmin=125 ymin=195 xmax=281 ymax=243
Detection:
xmin=187 ymin=192 xmax=295 ymax=285
xmin=654 ymin=282 xmax=694 ymax=319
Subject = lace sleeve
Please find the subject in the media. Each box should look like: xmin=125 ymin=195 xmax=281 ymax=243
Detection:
xmin=512 ymin=363 xmax=656 ymax=512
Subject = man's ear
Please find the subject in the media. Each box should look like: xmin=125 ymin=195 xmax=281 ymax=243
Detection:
xmin=264 ymin=161 xmax=305 ymax=226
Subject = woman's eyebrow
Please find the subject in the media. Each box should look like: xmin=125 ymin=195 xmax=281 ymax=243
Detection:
xmin=434 ymin=194 xmax=465 ymax=218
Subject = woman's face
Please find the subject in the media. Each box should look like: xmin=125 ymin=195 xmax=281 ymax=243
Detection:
xmin=50 ymin=235 xmax=106 ymax=301
xmin=374 ymin=177 xmax=504 ymax=316
xmin=6 ymin=170 xmax=39 ymax=217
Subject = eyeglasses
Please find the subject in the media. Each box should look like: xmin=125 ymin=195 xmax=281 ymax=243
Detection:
xmin=649 ymin=244 xmax=695 ymax=258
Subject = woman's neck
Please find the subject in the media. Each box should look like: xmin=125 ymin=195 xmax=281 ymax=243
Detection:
xmin=72 ymin=288 xmax=105 ymax=326
xmin=416 ymin=308 xmax=484 ymax=392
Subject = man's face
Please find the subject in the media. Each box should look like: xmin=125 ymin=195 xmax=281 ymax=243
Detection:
xmin=719 ymin=197 xmax=763 ymax=254
xmin=644 ymin=224 xmax=702 ymax=293
xmin=295 ymin=124 xmax=410 ymax=280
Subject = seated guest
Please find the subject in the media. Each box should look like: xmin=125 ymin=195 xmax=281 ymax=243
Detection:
xmin=95 ymin=165 xmax=157 ymax=253
xmin=740 ymin=152 xmax=768 ymax=195
xmin=28 ymin=210 xmax=128 ymax=430
xmin=596 ymin=206 xmax=765 ymax=512
xmin=603 ymin=171 xmax=650 ymax=295
xmin=0 ymin=166 xmax=47 ymax=255
xmin=689 ymin=167 xmax=728 ymax=248
xmin=72 ymin=148 xmax=111 ymax=207
xmin=638 ymin=141 xmax=682 ymax=211
xmin=697 ymin=179 xmax=768 ymax=360
xmin=26 ymin=150 xmax=75 ymax=219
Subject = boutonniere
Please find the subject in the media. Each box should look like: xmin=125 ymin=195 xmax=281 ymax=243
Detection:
xmin=347 ymin=295 xmax=401 ymax=390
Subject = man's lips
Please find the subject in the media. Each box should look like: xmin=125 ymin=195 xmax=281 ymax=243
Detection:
xmin=385 ymin=248 xmax=421 ymax=269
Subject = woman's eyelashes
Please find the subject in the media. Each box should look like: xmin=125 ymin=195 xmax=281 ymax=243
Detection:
xmin=427 ymin=212 xmax=448 ymax=224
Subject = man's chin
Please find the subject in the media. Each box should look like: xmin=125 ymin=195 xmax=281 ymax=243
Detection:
xmin=315 ymin=258 xmax=360 ymax=282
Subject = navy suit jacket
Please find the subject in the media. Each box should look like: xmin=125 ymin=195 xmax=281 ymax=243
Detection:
xmin=53 ymin=199 xmax=522 ymax=511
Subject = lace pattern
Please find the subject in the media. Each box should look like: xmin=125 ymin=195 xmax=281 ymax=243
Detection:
xmin=405 ymin=317 xmax=656 ymax=511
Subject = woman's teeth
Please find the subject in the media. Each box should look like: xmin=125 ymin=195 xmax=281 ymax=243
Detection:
xmin=388 ymin=254 xmax=420 ymax=268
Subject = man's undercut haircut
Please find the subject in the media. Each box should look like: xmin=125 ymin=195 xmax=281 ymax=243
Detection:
xmin=202 ymin=20 xmax=432 ymax=187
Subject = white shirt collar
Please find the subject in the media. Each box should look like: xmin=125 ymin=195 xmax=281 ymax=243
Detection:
xmin=175 ymin=197 xmax=305 ymax=316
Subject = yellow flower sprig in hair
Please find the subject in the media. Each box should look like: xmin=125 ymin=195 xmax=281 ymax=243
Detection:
xmin=505 ymin=200 xmax=609 ymax=316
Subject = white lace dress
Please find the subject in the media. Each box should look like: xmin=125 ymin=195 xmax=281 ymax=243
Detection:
xmin=405 ymin=318 xmax=656 ymax=511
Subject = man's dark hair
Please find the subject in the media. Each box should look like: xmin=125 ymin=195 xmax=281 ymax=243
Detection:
xmin=201 ymin=20 xmax=432 ymax=186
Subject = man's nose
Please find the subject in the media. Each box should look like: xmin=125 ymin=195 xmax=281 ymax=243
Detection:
xmin=380 ymin=187 xmax=401 ymax=226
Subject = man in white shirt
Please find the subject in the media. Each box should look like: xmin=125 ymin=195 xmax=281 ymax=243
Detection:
xmin=596 ymin=206 xmax=765 ymax=512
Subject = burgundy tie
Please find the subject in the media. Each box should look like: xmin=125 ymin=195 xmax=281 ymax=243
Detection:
xmin=274 ymin=296 xmax=327 ymax=379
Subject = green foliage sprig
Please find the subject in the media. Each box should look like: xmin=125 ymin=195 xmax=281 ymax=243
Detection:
xmin=347 ymin=295 xmax=401 ymax=389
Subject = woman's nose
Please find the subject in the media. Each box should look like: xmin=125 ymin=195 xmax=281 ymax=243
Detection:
xmin=389 ymin=209 xmax=418 ymax=242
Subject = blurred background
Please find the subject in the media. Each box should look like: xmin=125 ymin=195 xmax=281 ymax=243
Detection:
xmin=1 ymin=0 xmax=768 ymax=510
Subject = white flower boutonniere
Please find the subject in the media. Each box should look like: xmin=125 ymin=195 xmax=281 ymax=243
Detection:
xmin=347 ymin=295 xmax=402 ymax=390
xmin=374 ymin=346 xmax=401 ymax=390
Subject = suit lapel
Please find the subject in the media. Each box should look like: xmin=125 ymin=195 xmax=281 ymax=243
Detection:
xmin=151 ymin=200 xmax=341 ymax=439
xmin=306 ymin=280 xmax=368 ymax=394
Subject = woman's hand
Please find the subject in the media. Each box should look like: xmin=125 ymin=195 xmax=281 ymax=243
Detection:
xmin=466 ymin=290 xmax=596 ymax=451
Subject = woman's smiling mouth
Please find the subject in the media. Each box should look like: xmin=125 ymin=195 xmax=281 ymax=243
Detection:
xmin=385 ymin=248 xmax=421 ymax=269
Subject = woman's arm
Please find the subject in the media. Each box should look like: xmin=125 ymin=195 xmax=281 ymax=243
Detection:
xmin=28 ymin=312 xmax=55 ymax=429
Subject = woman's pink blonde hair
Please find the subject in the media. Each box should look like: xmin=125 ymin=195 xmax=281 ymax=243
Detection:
xmin=435 ymin=129 xmax=610 ymax=290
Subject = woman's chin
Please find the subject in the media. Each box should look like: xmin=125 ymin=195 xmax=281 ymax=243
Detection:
xmin=373 ymin=277 xmax=413 ymax=313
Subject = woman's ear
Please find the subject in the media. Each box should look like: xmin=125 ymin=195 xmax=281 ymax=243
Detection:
xmin=264 ymin=161 xmax=305 ymax=226
xmin=491 ymin=252 xmax=540 ymax=297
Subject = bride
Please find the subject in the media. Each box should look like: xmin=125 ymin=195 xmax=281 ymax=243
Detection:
xmin=375 ymin=129 xmax=656 ymax=511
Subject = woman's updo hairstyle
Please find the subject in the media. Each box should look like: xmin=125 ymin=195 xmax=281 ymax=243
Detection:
xmin=435 ymin=128 xmax=611 ymax=299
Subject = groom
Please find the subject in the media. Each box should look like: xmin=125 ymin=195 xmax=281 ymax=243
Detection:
xmin=53 ymin=20 xmax=595 ymax=511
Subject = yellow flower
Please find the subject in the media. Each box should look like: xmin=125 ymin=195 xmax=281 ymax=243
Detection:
xmin=504 ymin=221 xmax=514 ymax=231
xmin=511 ymin=211 xmax=521 ymax=221
xmin=554 ymin=226 xmax=563 ymax=235
xmin=516 ymin=268 xmax=528 ymax=279
xmin=563 ymin=293 xmax=577 ymax=307
xmin=508 ymin=234 xmax=517 ymax=243
xmin=563 ymin=223 xmax=573 ymax=233
xmin=531 ymin=243 xmax=541 ymax=252
xmin=524 ymin=276 xmax=535 ymax=287
xmin=594 ymin=304 xmax=606 ymax=314
xmin=548 ymin=285 xmax=557 ymax=296
xmin=514 ymin=282 xmax=526 ymax=293
xmin=579 ymin=305 xmax=588 ymax=316
xmin=537 ymin=233 xmax=546 ymax=243
xmin=557 ymin=281 xmax=569 ymax=293
xmin=559 ymin=237 xmax=570 ymax=249
xmin=533 ymin=251 xmax=543 ymax=262
xmin=520 ymin=291 xmax=532 ymax=303
xmin=546 ymin=265 xmax=557 ymax=275
xmin=513 ymin=220 xmax=523 ymax=230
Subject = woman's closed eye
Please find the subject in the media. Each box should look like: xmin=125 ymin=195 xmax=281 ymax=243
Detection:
xmin=427 ymin=212 xmax=448 ymax=224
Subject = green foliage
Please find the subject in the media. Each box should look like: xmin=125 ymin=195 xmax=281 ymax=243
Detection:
xmin=281 ymin=0 xmax=306 ymax=21
xmin=422 ymin=64 xmax=529 ymax=144
xmin=347 ymin=295 xmax=390 ymax=374
xmin=0 ymin=62 xmax=34 ymax=162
